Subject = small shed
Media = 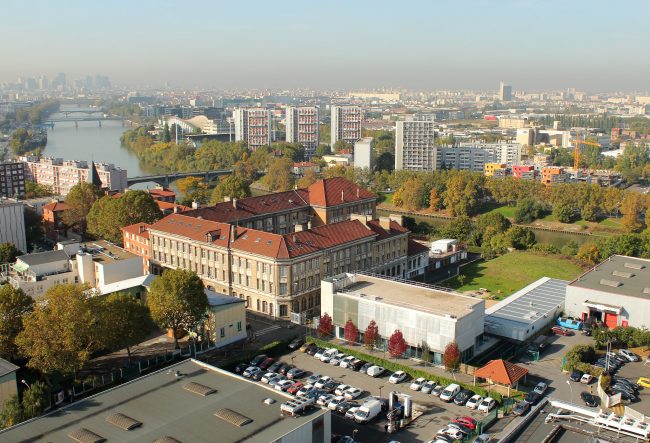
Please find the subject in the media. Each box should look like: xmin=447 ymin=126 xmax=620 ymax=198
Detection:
xmin=473 ymin=359 xmax=528 ymax=396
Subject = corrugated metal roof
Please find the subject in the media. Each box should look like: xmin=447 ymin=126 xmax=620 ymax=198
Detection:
xmin=486 ymin=278 xmax=567 ymax=324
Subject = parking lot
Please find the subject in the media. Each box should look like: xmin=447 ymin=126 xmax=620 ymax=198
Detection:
xmin=273 ymin=349 xmax=505 ymax=443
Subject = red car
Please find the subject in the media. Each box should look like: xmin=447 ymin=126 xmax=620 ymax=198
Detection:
xmin=259 ymin=357 xmax=275 ymax=370
xmin=287 ymin=382 xmax=303 ymax=395
xmin=453 ymin=417 xmax=476 ymax=430
xmin=552 ymin=326 xmax=573 ymax=336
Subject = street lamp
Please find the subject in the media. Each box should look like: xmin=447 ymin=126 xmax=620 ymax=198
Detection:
xmin=352 ymin=429 xmax=358 ymax=441
xmin=566 ymin=380 xmax=574 ymax=404
xmin=291 ymin=356 xmax=296 ymax=365
xmin=21 ymin=379 xmax=30 ymax=389
xmin=378 ymin=385 xmax=384 ymax=398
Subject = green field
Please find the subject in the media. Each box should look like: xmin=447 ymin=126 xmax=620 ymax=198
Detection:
xmin=447 ymin=251 xmax=586 ymax=299
xmin=485 ymin=204 xmax=517 ymax=219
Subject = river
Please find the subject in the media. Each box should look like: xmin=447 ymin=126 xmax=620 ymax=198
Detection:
xmin=44 ymin=105 xmax=153 ymax=176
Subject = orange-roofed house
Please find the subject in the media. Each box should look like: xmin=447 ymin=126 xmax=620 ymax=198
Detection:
xmin=42 ymin=201 xmax=69 ymax=240
xmin=473 ymin=359 xmax=529 ymax=395
xmin=122 ymin=222 xmax=152 ymax=274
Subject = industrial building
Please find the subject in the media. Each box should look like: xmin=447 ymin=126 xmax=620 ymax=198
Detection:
xmin=484 ymin=278 xmax=568 ymax=342
xmin=0 ymin=359 xmax=331 ymax=443
xmin=321 ymin=272 xmax=485 ymax=363
xmin=565 ymin=255 xmax=650 ymax=328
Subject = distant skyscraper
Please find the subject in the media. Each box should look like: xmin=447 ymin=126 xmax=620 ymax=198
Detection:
xmin=499 ymin=80 xmax=512 ymax=101
xmin=52 ymin=72 xmax=66 ymax=90
xmin=331 ymin=105 xmax=362 ymax=146
xmin=395 ymin=114 xmax=437 ymax=172
xmin=233 ymin=108 xmax=272 ymax=149
xmin=37 ymin=75 xmax=49 ymax=90
xmin=285 ymin=106 xmax=319 ymax=158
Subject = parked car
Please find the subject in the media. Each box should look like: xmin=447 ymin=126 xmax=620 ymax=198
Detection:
xmin=296 ymin=384 xmax=314 ymax=397
xmin=440 ymin=384 xmax=461 ymax=402
xmin=336 ymin=400 xmax=359 ymax=414
xmin=314 ymin=348 xmax=327 ymax=359
xmin=580 ymin=391 xmax=598 ymax=407
xmin=523 ymin=391 xmax=542 ymax=405
xmin=329 ymin=353 xmax=347 ymax=366
xmin=419 ymin=380 xmax=436 ymax=394
xmin=438 ymin=427 xmax=464 ymax=440
xmin=250 ymin=354 xmax=267 ymax=366
xmin=478 ymin=397 xmax=496 ymax=412
xmin=307 ymin=346 xmax=322 ymax=356
xmin=252 ymin=370 xmax=265 ymax=381
xmin=618 ymin=349 xmax=639 ymax=362
xmin=410 ymin=377 xmax=427 ymax=391
xmin=389 ymin=371 xmax=408 ymax=384
xmin=268 ymin=375 xmax=287 ymax=388
xmin=637 ymin=377 xmax=650 ymax=388
xmin=287 ymin=367 xmax=305 ymax=380
xmin=278 ymin=364 xmax=294 ymax=376
xmin=447 ymin=422 xmax=471 ymax=435
xmin=267 ymin=361 xmax=283 ymax=373
xmin=322 ymin=381 xmax=339 ymax=393
xmin=275 ymin=380 xmax=293 ymax=392
xmin=261 ymin=372 xmax=278 ymax=384
xmin=551 ymin=326 xmax=572 ymax=336
xmin=287 ymin=382 xmax=304 ymax=395
xmin=351 ymin=360 xmax=366 ymax=371
xmin=453 ymin=416 xmax=477 ymax=430
xmin=306 ymin=374 xmax=321 ymax=385
xmin=612 ymin=378 xmax=639 ymax=391
xmin=344 ymin=387 xmax=363 ymax=400
xmin=570 ymin=369 xmax=583 ymax=382
xmin=533 ymin=382 xmax=548 ymax=395
xmin=607 ymin=352 xmax=628 ymax=364
xmin=466 ymin=395 xmax=483 ymax=409
xmin=314 ymin=376 xmax=332 ymax=389
xmin=580 ymin=374 xmax=594 ymax=384
xmin=610 ymin=389 xmax=638 ymax=402
xmin=335 ymin=384 xmax=352 ymax=396
xmin=359 ymin=362 xmax=374 ymax=374
xmin=259 ymin=357 xmax=274 ymax=370
xmin=512 ymin=400 xmax=531 ymax=416
xmin=288 ymin=337 xmax=305 ymax=350
xmin=235 ymin=363 xmax=249 ymax=374
xmin=299 ymin=343 xmax=314 ymax=353
xmin=339 ymin=356 xmax=356 ymax=368
xmin=366 ymin=366 xmax=386 ymax=377
xmin=345 ymin=407 xmax=360 ymax=420
xmin=327 ymin=395 xmax=346 ymax=411
xmin=243 ymin=366 xmax=262 ymax=378
xmin=453 ymin=389 xmax=473 ymax=406
xmin=317 ymin=394 xmax=335 ymax=406
xmin=431 ymin=384 xmax=445 ymax=397
xmin=474 ymin=434 xmax=493 ymax=443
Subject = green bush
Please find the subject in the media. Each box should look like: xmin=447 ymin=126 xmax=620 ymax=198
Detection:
xmin=307 ymin=337 xmax=505 ymax=403
xmin=563 ymin=344 xmax=603 ymax=377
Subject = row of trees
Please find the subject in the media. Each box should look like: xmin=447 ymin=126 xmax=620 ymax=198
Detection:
xmin=9 ymin=127 xmax=47 ymax=155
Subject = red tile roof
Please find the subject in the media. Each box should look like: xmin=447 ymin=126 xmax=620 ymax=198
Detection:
xmin=407 ymin=239 xmax=430 ymax=256
xmin=43 ymin=201 xmax=69 ymax=212
xmin=473 ymin=359 xmax=529 ymax=386
xmin=148 ymin=214 xmax=231 ymax=246
xmin=122 ymin=222 xmax=151 ymax=240
xmin=230 ymin=228 xmax=290 ymax=259
xmin=293 ymin=162 xmax=318 ymax=168
xmin=149 ymin=188 xmax=176 ymax=198
xmin=307 ymin=177 xmax=375 ymax=207
xmin=157 ymin=201 xmax=190 ymax=213
xmin=365 ymin=219 xmax=409 ymax=240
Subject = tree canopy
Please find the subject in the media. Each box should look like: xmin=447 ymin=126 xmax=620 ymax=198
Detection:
xmin=209 ymin=175 xmax=251 ymax=205
xmin=87 ymin=191 xmax=161 ymax=243
xmin=62 ymin=182 xmax=103 ymax=237
xmin=0 ymin=285 xmax=33 ymax=360
xmin=0 ymin=243 xmax=22 ymax=264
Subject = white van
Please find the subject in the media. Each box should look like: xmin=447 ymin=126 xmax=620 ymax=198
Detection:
xmin=440 ymin=383 xmax=461 ymax=402
xmin=366 ymin=366 xmax=386 ymax=377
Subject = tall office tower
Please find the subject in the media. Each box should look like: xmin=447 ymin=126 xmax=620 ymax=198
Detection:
xmin=331 ymin=105 xmax=362 ymax=146
xmin=286 ymin=106 xmax=319 ymax=158
xmin=233 ymin=108 xmax=272 ymax=149
xmin=395 ymin=114 xmax=437 ymax=172
xmin=499 ymin=80 xmax=512 ymax=101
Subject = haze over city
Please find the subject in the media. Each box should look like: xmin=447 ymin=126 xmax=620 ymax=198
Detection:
xmin=2 ymin=0 xmax=650 ymax=91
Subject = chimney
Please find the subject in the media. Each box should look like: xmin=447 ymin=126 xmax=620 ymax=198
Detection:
xmin=341 ymin=190 xmax=344 ymax=202
xmin=139 ymin=224 xmax=145 ymax=234
xmin=307 ymin=220 xmax=312 ymax=230
xmin=232 ymin=198 xmax=238 ymax=209
xmin=173 ymin=205 xmax=179 ymax=214
xmin=230 ymin=224 xmax=236 ymax=242
xmin=223 ymin=196 xmax=231 ymax=202
xmin=379 ymin=216 xmax=391 ymax=230
xmin=295 ymin=224 xmax=305 ymax=232
xmin=192 ymin=201 xmax=200 ymax=209
xmin=357 ymin=188 xmax=359 ymax=198
xmin=292 ymin=234 xmax=297 ymax=243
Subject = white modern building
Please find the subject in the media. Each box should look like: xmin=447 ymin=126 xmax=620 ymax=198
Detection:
xmin=205 ymin=291 xmax=248 ymax=347
xmin=331 ymin=105 xmax=362 ymax=145
xmin=321 ymin=273 xmax=485 ymax=363
xmin=437 ymin=142 xmax=521 ymax=171
xmin=395 ymin=114 xmax=437 ymax=171
xmin=565 ymin=255 xmax=650 ymax=329
xmin=20 ymin=156 xmax=128 ymax=196
xmin=353 ymin=137 xmax=374 ymax=169
xmin=233 ymin=108 xmax=272 ymax=149
xmin=0 ymin=200 xmax=27 ymax=253
xmin=285 ymin=106 xmax=319 ymax=158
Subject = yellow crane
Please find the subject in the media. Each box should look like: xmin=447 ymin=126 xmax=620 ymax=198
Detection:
xmin=571 ymin=136 xmax=601 ymax=170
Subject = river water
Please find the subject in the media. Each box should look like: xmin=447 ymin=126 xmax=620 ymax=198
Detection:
xmin=44 ymin=106 xmax=152 ymax=176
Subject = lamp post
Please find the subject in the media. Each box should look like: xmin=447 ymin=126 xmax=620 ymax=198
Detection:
xmin=21 ymin=379 xmax=30 ymax=389
xmin=379 ymin=385 xmax=384 ymax=399
xmin=352 ymin=429 xmax=359 ymax=441
xmin=291 ymin=356 xmax=296 ymax=365
xmin=566 ymin=380 xmax=574 ymax=404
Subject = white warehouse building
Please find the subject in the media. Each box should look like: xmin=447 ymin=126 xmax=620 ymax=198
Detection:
xmin=321 ymin=272 xmax=485 ymax=363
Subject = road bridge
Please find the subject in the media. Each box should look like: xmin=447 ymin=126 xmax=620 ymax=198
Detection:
xmin=127 ymin=169 xmax=232 ymax=187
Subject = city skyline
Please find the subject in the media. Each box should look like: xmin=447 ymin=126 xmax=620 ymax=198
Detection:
xmin=2 ymin=0 xmax=649 ymax=92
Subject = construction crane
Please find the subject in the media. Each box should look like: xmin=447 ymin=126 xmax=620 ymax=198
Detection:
xmin=570 ymin=135 xmax=601 ymax=170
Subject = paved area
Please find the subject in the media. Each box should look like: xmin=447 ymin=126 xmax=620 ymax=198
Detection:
xmin=276 ymin=350 xmax=512 ymax=442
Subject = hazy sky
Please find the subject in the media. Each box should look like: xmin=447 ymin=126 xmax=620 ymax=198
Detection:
xmin=2 ymin=0 xmax=649 ymax=92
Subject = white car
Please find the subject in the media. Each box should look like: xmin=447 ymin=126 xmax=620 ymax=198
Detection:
xmin=330 ymin=353 xmax=347 ymax=365
xmin=619 ymin=349 xmax=640 ymax=362
xmin=314 ymin=349 xmax=327 ymax=359
xmin=345 ymin=407 xmax=360 ymax=420
xmin=580 ymin=374 xmax=594 ymax=384
xmin=389 ymin=371 xmax=408 ymax=384
xmin=327 ymin=395 xmax=346 ymax=410
xmin=421 ymin=380 xmax=437 ymax=394
xmin=478 ymin=397 xmax=496 ymax=413
xmin=314 ymin=376 xmax=332 ymax=389
xmin=243 ymin=366 xmax=262 ymax=378
xmin=274 ymin=380 xmax=293 ymax=392
xmin=533 ymin=382 xmax=548 ymax=395
xmin=466 ymin=394 xmax=483 ymax=409
xmin=296 ymin=384 xmax=314 ymax=397
xmin=339 ymin=356 xmax=356 ymax=368
xmin=335 ymin=384 xmax=352 ymax=396
xmin=261 ymin=372 xmax=277 ymax=384
xmin=317 ymin=394 xmax=335 ymax=406
xmin=344 ymin=387 xmax=363 ymax=399
xmin=366 ymin=366 xmax=386 ymax=377
xmin=410 ymin=377 xmax=427 ymax=391
xmin=438 ymin=427 xmax=463 ymax=440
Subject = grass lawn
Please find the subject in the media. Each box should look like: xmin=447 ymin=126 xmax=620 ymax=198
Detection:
xmin=447 ymin=251 xmax=586 ymax=299
xmin=486 ymin=205 xmax=517 ymax=219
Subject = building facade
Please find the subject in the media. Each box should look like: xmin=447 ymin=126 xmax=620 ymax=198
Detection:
xmin=395 ymin=115 xmax=437 ymax=171
xmin=233 ymin=108 xmax=272 ymax=149
xmin=331 ymin=105 xmax=362 ymax=145
xmin=354 ymin=137 xmax=374 ymax=169
xmin=20 ymin=156 xmax=127 ymax=196
xmin=285 ymin=106 xmax=319 ymax=158
xmin=205 ymin=291 xmax=248 ymax=347
xmin=437 ymin=143 xmax=521 ymax=172
xmin=0 ymin=201 xmax=27 ymax=253
xmin=0 ymin=161 xmax=26 ymax=198
xmin=122 ymin=222 xmax=151 ymax=274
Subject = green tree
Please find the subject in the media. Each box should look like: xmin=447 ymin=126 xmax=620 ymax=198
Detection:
xmin=420 ymin=341 xmax=431 ymax=367
xmin=16 ymin=284 xmax=101 ymax=376
xmin=506 ymin=226 xmax=536 ymax=250
xmin=209 ymin=175 xmax=251 ymax=205
xmin=296 ymin=169 xmax=320 ymax=188
xmin=24 ymin=181 xmax=53 ymax=199
xmin=62 ymin=182 xmax=103 ymax=237
xmin=21 ymin=381 xmax=48 ymax=419
xmin=24 ymin=207 xmax=44 ymax=248
xmin=162 ymin=123 xmax=171 ymax=143
xmin=314 ymin=144 xmax=330 ymax=157
xmin=552 ymin=202 xmax=574 ymax=224
xmin=333 ymin=140 xmax=353 ymax=153
xmin=514 ymin=198 xmax=545 ymax=224
xmin=263 ymin=158 xmax=294 ymax=192
xmin=442 ymin=171 xmax=483 ymax=217
xmin=393 ymin=178 xmax=425 ymax=211
xmin=0 ymin=243 xmax=22 ymax=264
xmin=98 ymin=293 xmax=154 ymax=363
xmin=0 ymin=285 xmax=34 ymax=360
xmin=176 ymin=176 xmax=209 ymax=204
xmin=620 ymin=192 xmax=646 ymax=233
xmin=147 ymin=269 xmax=208 ymax=349
xmin=0 ymin=394 xmax=24 ymax=428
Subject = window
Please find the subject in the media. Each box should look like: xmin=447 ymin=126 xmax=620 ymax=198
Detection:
xmin=237 ymin=321 xmax=242 ymax=332
xmin=262 ymin=301 xmax=267 ymax=313
xmin=280 ymin=305 xmax=288 ymax=317
xmin=256 ymin=299 xmax=260 ymax=311
xmin=220 ymin=327 xmax=225 ymax=338
xmin=279 ymin=283 xmax=287 ymax=295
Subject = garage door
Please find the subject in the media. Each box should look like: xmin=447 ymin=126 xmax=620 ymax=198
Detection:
xmin=605 ymin=313 xmax=618 ymax=329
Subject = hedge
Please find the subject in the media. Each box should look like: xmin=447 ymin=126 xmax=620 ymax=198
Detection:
xmin=562 ymin=344 xmax=604 ymax=378
xmin=307 ymin=337 xmax=505 ymax=403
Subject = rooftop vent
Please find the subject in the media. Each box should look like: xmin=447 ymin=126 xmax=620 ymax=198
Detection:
xmin=624 ymin=262 xmax=644 ymax=270
xmin=68 ymin=428 xmax=106 ymax=443
xmin=183 ymin=382 xmax=216 ymax=397
xmin=612 ymin=270 xmax=634 ymax=278
xmin=214 ymin=408 xmax=253 ymax=427
xmin=600 ymin=279 xmax=622 ymax=288
xmin=106 ymin=413 xmax=142 ymax=431
xmin=153 ymin=437 xmax=182 ymax=443
xmin=263 ymin=398 xmax=276 ymax=405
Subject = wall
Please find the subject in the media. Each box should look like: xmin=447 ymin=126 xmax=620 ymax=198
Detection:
xmin=0 ymin=202 xmax=27 ymax=253
xmin=0 ymin=371 xmax=18 ymax=411
xmin=95 ymin=256 xmax=144 ymax=287
xmin=565 ymin=286 xmax=650 ymax=328
xmin=208 ymin=301 xmax=247 ymax=347
xmin=277 ymin=410 xmax=331 ymax=443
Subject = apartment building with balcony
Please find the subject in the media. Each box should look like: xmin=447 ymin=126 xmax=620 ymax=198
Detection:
xmin=285 ymin=106 xmax=319 ymax=158
xmin=512 ymin=165 xmax=537 ymax=179
xmin=437 ymin=143 xmax=521 ymax=172
xmin=395 ymin=115 xmax=437 ymax=172
xmin=233 ymin=108 xmax=272 ymax=149
xmin=331 ymin=105 xmax=362 ymax=145
xmin=20 ymin=156 xmax=127 ymax=196
xmin=0 ymin=161 xmax=26 ymax=198
xmin=541 ymin=166 xmax=568 ymax=185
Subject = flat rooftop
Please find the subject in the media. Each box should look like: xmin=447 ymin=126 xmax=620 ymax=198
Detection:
xmin=569 ymin=255 xmax=650 ymax=300
xmin=81 ymin=240 xmax=138 ymax=262
xmin=486 ymin=278 xmax=567 ymax=326
xmin=0 ymin=359 xmax=328 ymax=443
xmin=333 ymin=273 xmax=482 ymax=317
